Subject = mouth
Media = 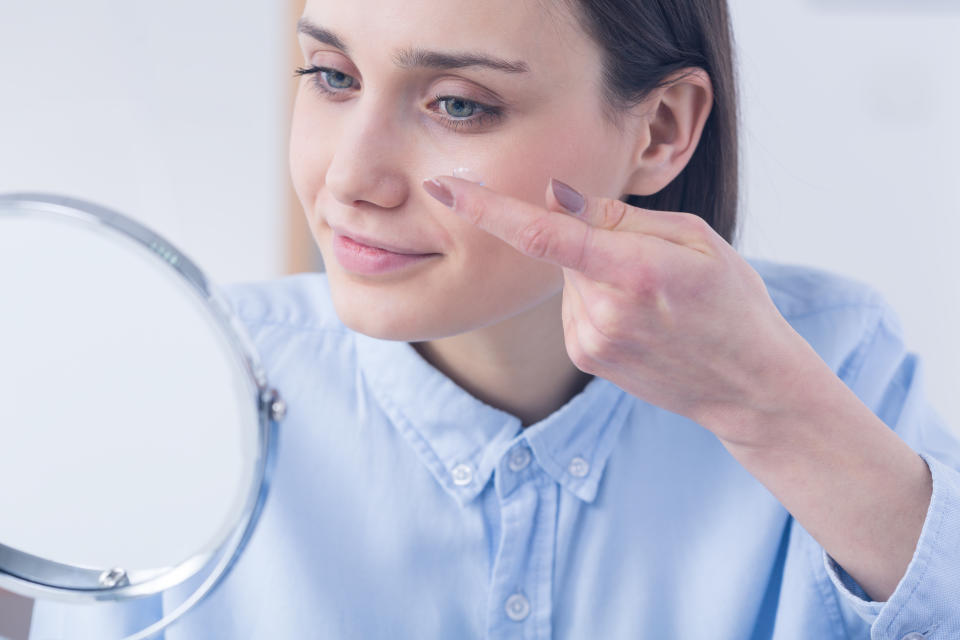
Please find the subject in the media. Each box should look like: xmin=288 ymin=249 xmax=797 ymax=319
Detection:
xmin=330 ymin=229 xmax=441 ymax=276
xmin=328 ymin=224 xmax=436 ymax=256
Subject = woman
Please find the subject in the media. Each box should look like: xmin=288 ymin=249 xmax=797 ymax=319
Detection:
xmin=32 ymin=0 xmax=960 ymax=638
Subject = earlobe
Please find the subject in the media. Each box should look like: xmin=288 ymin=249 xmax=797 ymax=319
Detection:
xmin=623 ymin=68 xmax=714 ymax=197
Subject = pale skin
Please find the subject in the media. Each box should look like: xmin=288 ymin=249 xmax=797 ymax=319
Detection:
xmin=291 ymin=0 xmax=932 ymax=605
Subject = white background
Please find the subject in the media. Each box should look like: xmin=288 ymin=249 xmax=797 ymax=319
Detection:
xmin=1 ymin=1 xmax=958 ymax=637
xmin=730 ymin=1 xmax=960 ymax=432
xmin=0 ymin=0 xmax=289 ymax=284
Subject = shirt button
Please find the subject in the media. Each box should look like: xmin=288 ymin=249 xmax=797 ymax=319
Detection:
xmin=451 ymin=463 xmax=473 ymax=486
xmin=568 ymin=456 xmax=590 ymax=478
xmin=508 ymin=446 xmax=531 ymax=472
xmin=504 ymin=593 xmax=530 ymax=621
xmin=899 ymin=634 xmax=927 ymax=640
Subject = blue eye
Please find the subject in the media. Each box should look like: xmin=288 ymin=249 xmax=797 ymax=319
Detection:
xmin=323 ymin=69 xmax=353 ymax=89
xmin=437 ymin=96 xmax=476 ymax=118
xmin=294 ymin=66 xmax=503 ymax=129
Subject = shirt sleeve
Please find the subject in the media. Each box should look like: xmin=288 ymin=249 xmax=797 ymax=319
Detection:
xmin=821 ymin=295 xmax=960 ymax=639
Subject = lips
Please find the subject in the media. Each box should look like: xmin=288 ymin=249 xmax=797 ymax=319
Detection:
xmin=331 ymin=231 xmax=440 ymax=276
xmin=328 ymin=224 xmax=435 ymax=256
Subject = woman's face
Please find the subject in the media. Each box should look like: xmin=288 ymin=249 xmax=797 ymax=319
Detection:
xmin=290 ymin=0 xmax=640 ymax=341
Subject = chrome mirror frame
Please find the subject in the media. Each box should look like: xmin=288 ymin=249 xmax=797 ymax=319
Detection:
xmin=0 ymin=193 xmax=284 ymax=639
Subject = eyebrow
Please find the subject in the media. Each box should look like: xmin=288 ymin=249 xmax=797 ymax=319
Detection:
xmin=296 ymin=18 xmax=530 ymax=74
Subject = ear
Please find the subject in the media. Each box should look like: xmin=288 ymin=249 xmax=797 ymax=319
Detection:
xmin=622 ymin=68 xmax=713 ymax=197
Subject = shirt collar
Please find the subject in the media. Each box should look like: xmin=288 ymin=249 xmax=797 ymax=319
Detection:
xmin=354 ymin=331 xmax=636 ymax=506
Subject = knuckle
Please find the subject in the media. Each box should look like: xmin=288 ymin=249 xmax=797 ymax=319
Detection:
xmin=566 ymin=338 xmax=595 ymax=374
xmin=600 ymin=198 xmax=631 ymax=229
xmin=458 ymin=193 xmax=487 ymax=226
xmin=682 ymin=213 xmax=717 ymax=246
xmin=680 ymin=211 xmax=708 ymax=230
xmin=627 ymin=259 xmax=661 ymax=298
xmin=572 ymin=225 xmax=594 ymax=272
xmin=579 ymin=319 xmax=618 ymax=363
xmin=588 ymin=295 xmax=624 ymax=339
xmin=515 ymin=217 xmax=553 ymax=259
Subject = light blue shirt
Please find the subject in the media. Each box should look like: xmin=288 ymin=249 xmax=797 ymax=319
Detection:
xmin=31 ymin=257 xmax=960 ymax=639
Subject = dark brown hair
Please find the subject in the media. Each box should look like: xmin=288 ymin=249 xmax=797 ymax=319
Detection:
xmin=570 ymin=0 xmax=740 ymax=246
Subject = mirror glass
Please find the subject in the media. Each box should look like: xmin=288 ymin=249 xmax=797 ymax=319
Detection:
xmin=0 ymin=194 xmax=280 ymax=639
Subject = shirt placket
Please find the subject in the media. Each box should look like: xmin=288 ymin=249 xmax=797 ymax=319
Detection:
xmin=485 ymin=441 xmax=558 ymax=640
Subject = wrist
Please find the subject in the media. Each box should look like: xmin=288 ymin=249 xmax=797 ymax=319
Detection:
xmin=695 ymin=336 xmax=843 ymax=453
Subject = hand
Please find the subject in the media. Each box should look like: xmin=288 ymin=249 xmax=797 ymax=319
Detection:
xmin=423 ymin=175 xmax=828 ymax=449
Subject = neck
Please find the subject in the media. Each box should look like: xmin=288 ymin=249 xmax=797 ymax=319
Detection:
xmin=411 ymin=292 xmax=594 ymax=427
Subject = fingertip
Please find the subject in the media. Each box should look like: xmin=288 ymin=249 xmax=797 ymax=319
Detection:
xmin=544 ymin=178 xmax=558 ymax=209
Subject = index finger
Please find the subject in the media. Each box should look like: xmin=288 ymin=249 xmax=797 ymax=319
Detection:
xmin=424 ymin=175 xmax=620 ymax=280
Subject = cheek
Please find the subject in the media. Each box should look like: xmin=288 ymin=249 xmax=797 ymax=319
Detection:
xmin=480 ymin=108 xmax=623 ymax=203
xmin=457 ymin=222 xmax=564 ymax=306
xmin=288 ymin=91 xmax=330 ymax=212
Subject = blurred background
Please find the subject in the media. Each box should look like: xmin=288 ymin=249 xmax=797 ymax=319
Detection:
xmin=1 ymin=1 xmax=958 ymax=637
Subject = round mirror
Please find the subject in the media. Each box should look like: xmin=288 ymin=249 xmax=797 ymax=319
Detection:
xmin=0 ymin=193 xmax=284 ymax=639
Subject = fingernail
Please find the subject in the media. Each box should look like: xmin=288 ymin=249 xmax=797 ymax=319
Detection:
xmin=423 ymin=178 xmax=455 ymax=208
xmin=551 ymin=178 xmax=585 ymax=215
xmin=451 ymin=167 xmax=485 ymax=185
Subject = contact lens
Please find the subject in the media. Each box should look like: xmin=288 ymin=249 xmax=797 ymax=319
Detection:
xmin=451 ymin=167 xmax=485 ymax=185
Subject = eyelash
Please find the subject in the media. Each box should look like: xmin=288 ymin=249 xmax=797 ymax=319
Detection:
xmin=293 ymin=65 xmax=504 ymax=132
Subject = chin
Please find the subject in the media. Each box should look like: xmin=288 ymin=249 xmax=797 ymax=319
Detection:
xmin=326 ymin=279 xmax=461 ymax=342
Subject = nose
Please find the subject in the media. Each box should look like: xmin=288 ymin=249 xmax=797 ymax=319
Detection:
xmin=325 ymin=100 xmax=408 ymax=210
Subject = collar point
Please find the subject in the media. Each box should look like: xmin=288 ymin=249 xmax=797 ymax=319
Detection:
xmin=566 ymin=480 xmax=600 ymax=503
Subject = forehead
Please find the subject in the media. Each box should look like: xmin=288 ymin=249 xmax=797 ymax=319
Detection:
xmin=300 ymin=0 xmax=596 ymax=75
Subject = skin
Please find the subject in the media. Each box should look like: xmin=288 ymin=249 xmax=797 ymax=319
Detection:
xmin=291 ymin=0 xmax=932 ymax=603
xmin=290 ymin=0 xmax=675 ymax=425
